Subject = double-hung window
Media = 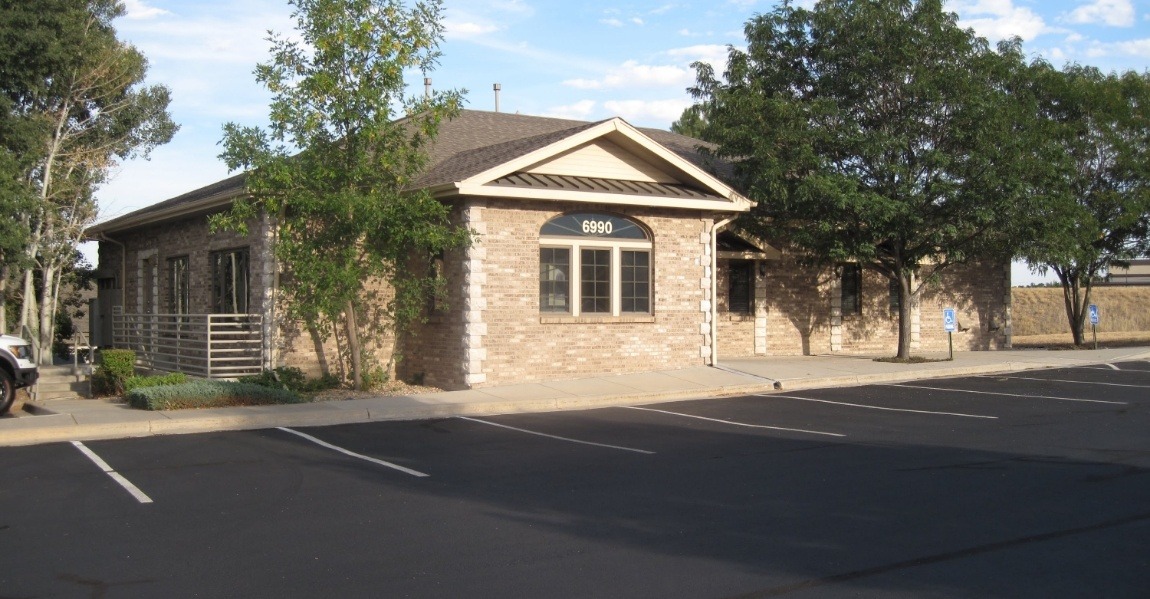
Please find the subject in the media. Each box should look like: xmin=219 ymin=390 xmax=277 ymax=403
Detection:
xmin=539 ymin=213 xmax=652 ymax=316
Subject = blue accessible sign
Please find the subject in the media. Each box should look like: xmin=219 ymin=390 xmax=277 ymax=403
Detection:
xmin=943 ymin=308 xmax=957 ymax=333
xmin=1088 ymin=304 xmax=1100 ymax=325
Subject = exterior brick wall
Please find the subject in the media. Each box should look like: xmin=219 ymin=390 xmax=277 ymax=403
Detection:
xmin=98 ymin=204 xmax=1009 ymax=387
xmin=720 ymin=256 xmax=1010 ymax=357
xmin=404 ymin=199 xmax=713 ymax=389
xmin=99 ymin=210 xmax=257 ymax=317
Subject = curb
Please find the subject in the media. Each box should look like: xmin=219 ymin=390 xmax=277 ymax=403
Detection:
xmin=2 ymin=349 xmax=1147 ymax=447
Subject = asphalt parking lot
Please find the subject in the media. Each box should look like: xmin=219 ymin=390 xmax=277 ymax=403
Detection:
xmin=2 ymin=362 xmax=1148 ymax=598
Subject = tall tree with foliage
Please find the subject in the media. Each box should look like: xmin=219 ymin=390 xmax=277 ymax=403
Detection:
xmin=689 ymin=0 xmax=1036 ymax=358
xmin=215 ymin=0 xmax=467 ymax=389
xmin=1017 ymin=64 xmax=1150 ymax=345
xmin=0 ymin=0 xmax=176 ymax=358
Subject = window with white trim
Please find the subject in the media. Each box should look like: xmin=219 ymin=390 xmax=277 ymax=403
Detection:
xmin=539 ymin=213 xmax=652 ymax=316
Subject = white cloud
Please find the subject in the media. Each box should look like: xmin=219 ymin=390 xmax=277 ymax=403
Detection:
xmin=542 ymin=100 xmax=597 ymax=120
xmin=1107 ymin=38 xmax=1150 ymax=56
xmin=122 ymin=0 xmax=169 ymax=19
xmin=563 ymin=60 xmax=691 ymax=90
xmin=650 ymin=4 xmax=678 ymax=15
xmin=631 ymin=17 xmax=645 ymax=26
xmin=1064 ymin=0 xmax=1135 ymax=27
xmin=491 ymin=0 xmax=534 ymax=16
xmin=445 ymin=20 xmax=501 ymax=39
xmin=603 ymin=99 xmax=692 ymax=123
xmin=601 ymin=18 xmax=623 ymax=27
xmin=665 ymin=44 xmax=732 ymax=71
xmin=947 ymin=0 xmax=1050 ymax=41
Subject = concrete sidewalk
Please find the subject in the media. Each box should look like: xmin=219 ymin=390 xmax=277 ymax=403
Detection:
xmin=3 ymin=347 xmax=1149 ymax=447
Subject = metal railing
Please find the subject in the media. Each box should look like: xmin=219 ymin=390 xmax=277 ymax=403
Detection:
xmin=112 ymin=313 xmax=265 ymax=379
xmin=71 ymin=329 xmax=95 ymax=376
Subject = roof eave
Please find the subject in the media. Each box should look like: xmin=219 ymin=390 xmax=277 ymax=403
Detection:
xmin=85 ymin=190 xmax=243 ymax=237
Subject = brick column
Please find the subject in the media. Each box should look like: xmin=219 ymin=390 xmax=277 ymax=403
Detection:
xmin=462 ymin=203 xmax=488 ymax=386
xmin=829 ymin=275 xmax=843 ymax=352
xmin=253 ymin=211 xmax=278 ymax=370
xmin=754 ymin=264 xmax=768 ymax=355
xmin=699 ymin=222 xmax=713 ymax=361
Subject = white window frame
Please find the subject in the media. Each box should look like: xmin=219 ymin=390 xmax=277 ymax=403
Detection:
xmin=539 ymin=238 xmax=652 ymax=317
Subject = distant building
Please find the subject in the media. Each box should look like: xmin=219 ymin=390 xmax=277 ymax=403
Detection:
xmin=1105 ymin=259 xmax=1150 ymax=286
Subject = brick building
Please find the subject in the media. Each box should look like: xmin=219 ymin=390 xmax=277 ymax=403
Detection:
xmin=86 ymin=110 xmax=1011 ymax=389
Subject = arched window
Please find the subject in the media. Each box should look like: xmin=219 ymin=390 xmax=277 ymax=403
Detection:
xmin=539 ymin=213 xmax=652 ymax=316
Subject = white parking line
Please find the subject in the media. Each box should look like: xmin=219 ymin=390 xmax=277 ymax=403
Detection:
xmin=1105 ymin=363 xmax=1121 ymax=371
xmin=71 ymin=441 xmax=153 ymax=504
xmin=621 ymin=406 xmax=845 ymax=437
xmin=985 ymin=375 xmax=1150 ymax=389
xmin=886 ymin=384 xmax=1126 ymax=405
xmin=277 ymin=427 xmax=429 ymax=477
xmin=757 ymin=395 xmax=997 ymax=419
xmin=458 ymin=417 xmax=655 ymax=454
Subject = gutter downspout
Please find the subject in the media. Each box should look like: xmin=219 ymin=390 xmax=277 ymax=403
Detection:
xmin=711 ymin=215 xmax=737 ymax=367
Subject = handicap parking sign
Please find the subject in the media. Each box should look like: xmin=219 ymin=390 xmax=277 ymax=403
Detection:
xmin=943 ymin=308 xmax=957 ymax=332
xmin=1088 ymin=304 xmax=1100 ymax=325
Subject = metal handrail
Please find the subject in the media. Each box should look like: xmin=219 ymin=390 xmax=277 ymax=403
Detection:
xmin=71 ymin=329 xmax=95 ymax=376
xmin=112 ymin=313 xmax=265 ymax=379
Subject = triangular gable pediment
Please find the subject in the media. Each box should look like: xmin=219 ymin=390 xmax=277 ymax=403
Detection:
xmin=524 ymin=139 xmax=678 ymax=183
xmin=441 ymin=118 xmax=751 ymax=213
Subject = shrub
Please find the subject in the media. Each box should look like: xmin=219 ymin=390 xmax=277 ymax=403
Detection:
xmin=241 ymin=367 xmax=341 ymax=393
xmin=125 ymin=380 xmax=305 ymax=411
xmin=123 ymin=372 xmax=188 ymax=393
xmin=91 ymin=349 xmax=136 ymax=396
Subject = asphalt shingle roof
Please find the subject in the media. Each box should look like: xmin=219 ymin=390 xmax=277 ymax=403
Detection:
xmin=88 ymin=109 xmax=721 ymax=235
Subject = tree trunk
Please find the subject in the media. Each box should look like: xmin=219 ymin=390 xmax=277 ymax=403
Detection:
xmin=895 ymin=271 xmax=913 ymax=359
xmin=38 ymin=264 xmax=56 ymax=365
xmin=344 ymin=300 xmax=362 ymax=390
xmin=18 ymin=266 xmax=38 ymax=342
xmin=1058 ymin=271 xmax=1087 ymax=346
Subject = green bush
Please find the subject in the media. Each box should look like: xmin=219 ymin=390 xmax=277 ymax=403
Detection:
xmin=100 ymin=349 xmax=136 ymax=378
xmin=91 ymin=349 xmax=136 ymax=396
xmin=125 ymin=380 xmax=305 ymax=411
xmin=240 ymin=367 xmax=340 ymax=393
xmin=123 ymin=372 xmax=188 ymax=393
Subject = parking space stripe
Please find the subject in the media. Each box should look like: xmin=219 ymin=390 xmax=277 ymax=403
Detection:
xmin=886 ymin=384 xmax=1127 ymax=405
xmin=621 ymin=406 xmax=845 ymax=437
xmin=276 ymin=427 xmax=429 ymax=477
xmin=458 ymin=417 xmax=655 ymax=454
xmin=758 ymin=395 xmax=997 ymax=419
xmin=71 ymin=441 xmax=153 ymax=504
xmin=986 ymin=375 xmax=1150 ymax=389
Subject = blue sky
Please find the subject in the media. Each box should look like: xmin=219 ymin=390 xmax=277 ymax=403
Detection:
xmin=95 ymin=0 xmax=1150 ymax=283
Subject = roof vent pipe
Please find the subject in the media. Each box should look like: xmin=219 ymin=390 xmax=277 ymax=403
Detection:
xmin=493 ymin=83 xmax=501 ymax=113
xmin=424 ymin=77 xmax=431 ymax=98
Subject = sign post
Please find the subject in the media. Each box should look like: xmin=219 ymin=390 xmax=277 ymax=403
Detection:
xmin=943 ymin=308 xmax=957 ymax=361
xmin=1088 ymin=304 xmax=1100 ymax=350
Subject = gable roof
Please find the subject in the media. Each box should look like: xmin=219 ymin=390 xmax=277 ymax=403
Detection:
xmin=88 ymin=110 xmax=745 ymax=236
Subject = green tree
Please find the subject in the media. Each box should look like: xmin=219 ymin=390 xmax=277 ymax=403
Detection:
xmin=215 ymin=0 xmax=467 ymax=389
xmin=1016 ymin=64 xmax=1150 ymax=345
xmin=0 ymin=0 xmax=176 ymax=356
xmin=689 ymin=0 xmax=1035 ymax=358
xmin=670 ymin=105 xmax=708 ymax=139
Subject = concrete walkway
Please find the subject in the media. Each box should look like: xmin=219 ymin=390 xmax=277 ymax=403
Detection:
xmin=3 ymin=347 xmax=1149 ymax=447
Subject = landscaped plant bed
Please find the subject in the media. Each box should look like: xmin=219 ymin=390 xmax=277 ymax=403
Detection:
xmin=126 ymin=380 xmax=306 ymax=411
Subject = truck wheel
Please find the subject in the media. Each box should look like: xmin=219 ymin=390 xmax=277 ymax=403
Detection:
xmin=0 ymin=370 xmax=14 ymax=415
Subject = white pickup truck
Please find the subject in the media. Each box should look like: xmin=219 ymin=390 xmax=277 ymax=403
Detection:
xmin=1 ymin=334 xmax=38 ymax=415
